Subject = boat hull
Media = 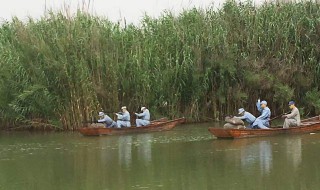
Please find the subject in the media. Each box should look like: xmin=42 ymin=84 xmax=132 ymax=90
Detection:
xmin=79 ymin=117 xmax=186 ymax=136
xmin=208 ymin=116 xmax=320 ymax=139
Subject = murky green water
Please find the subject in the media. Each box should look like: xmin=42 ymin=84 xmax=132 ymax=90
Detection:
xmin=1 ymin=122 xmax=320 ymax=190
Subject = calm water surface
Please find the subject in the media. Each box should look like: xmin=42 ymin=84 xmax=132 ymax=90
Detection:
xmin=1 ymin=122 xmax=320 ymax=190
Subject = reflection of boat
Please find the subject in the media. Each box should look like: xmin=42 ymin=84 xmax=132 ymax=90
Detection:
xmin=208 ymin=116 xmax=320 ymax=139
xmin=79 ymin=118 xmax=186 ymax=136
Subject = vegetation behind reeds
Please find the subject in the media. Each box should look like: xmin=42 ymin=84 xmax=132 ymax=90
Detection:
xmin=1 ymin=1 xmax=320 ymax=129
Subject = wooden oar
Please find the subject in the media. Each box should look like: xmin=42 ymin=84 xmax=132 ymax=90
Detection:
xmin=269 ymin=111 xmax=291 ymax=128
xmin=270 ymin=111 xmax=291 ymax=122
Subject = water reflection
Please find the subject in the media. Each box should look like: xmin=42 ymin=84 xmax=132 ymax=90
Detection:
xmin=258 ymin=141 xmax=272 ymax=174
xmin=239 ymin=140 xmax=272 ymax=175
xmin=118 ymin=135 xmax=133 ymax=168
xmin=1 ymin=125 xmax=320 ymax=190
xmin=136 ymin=134 xmax=152 ymax=165
xmin=285 ymin=137 xmax=302 ymax=171
xmin=218 ymin=136 xmax=303 ymax=176
xmin=115 ymin=133 xmax=154 ymax=168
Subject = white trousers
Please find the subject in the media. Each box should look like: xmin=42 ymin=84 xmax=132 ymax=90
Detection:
xmin=136 ymin=119 xmax=150 ymax=127
xmin=283 ymin=118 xmax=297 ymax=128
xmin=117 ymin=121 xmax=131 ymax=128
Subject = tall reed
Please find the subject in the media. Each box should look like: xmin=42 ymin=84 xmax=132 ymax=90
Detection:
xmin=0 ymin=1 xmax=320 ymax=129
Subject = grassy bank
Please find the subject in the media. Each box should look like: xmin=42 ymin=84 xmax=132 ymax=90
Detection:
xmin=0 ymin=1 xmax=320 ymax=129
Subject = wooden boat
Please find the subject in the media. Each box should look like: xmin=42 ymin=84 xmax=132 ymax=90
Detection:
xmin=208 ymin=115 xmax=320 ymax=139
xmin=79 ymin=117 xmax=186 ymax=136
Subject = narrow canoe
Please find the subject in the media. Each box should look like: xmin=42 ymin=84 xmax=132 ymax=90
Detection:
xmin=208 ymin=115 xmax=320 ymax=139
xmin=79 ymin=117 xmax=186 ymax=136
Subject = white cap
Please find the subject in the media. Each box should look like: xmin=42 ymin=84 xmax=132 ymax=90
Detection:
xmin=121 ymin=106 xmax=127 ymax=110
xmin=238 ymin=108 xmax=245 ymax=114
xmin=261 ymin=100 xmax=267 ymax=105
xmin=98 ymin=112 xmax=104 ymax=116
xmin=141 ymin=107 xmax=146 ymax=111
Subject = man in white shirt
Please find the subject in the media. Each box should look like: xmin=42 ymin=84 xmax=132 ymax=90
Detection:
xmin=115 ymin=106 xmax=131 ymax=128
xmin=282 ymin=101 xmax=301 ymax=128
xmin=135 ymin=107 xmax=150 ymax=127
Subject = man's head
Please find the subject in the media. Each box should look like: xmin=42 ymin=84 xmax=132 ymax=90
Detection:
xmin=260 ymin=100 xmax=267 ymax=108
xmin=121 ymin=106 xmax=127 ymax=112
xmin=98 ymin=112 xmax=104 ymax=118
xmin=238 ymin=108 xmax=245 ymax=115
xmin=141 ymin=107 xmax=146 ymax=111
xmin=288 ymin=101 xmax=295 ymax=109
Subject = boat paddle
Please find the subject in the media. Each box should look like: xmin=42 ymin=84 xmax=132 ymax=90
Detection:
xmin=269 ymin=111 xmax=291 ymax=128
xmin=269 ymin=111 xmax=291 ymax=122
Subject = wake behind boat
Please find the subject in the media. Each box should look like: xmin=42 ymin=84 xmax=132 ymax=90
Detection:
xmin=208 ymin=115 xmax=320 ymax=139
xmin=79 ymin=117 xmax=186 ymax=136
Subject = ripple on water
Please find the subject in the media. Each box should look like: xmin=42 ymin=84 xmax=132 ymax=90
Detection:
xmin=131 ymin=184 xmax=151 ymax=189
xmin=0 ymin=158 xmax=13 ymax=161
xmin=151 ymin=135 xmax=213 ymax=144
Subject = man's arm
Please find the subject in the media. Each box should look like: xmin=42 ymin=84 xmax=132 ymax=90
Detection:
xmin=135 ymin=112 xmax=146 ymax=117
xmin=256 ymin=99 xmax=262 ymax=112
xmin=122 ymin=112 xmax=130 ymax=121
xmin=98 ymin=117 xmax=106 ymax=122
xmin=285 ymin=109 xmax=297 ymax=119
xmin=257 ymin=109 xmax=269 ymax=119
xmin=234 ymin=115 xmax=246 ymax=120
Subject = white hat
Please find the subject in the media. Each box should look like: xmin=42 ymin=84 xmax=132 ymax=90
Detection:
xmin=121 ymin=106 xmax=127 ymax=110
xmin=98 ymin=112 xmax=104 ymax=116
xmin=238 ymin=108 xmax=245 ymax=114
xmin=141 ymin=107 xmax=146 ymax=111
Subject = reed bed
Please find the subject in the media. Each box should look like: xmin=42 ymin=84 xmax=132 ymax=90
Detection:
xmin=0 ymin=1 xmax=320 ymax=129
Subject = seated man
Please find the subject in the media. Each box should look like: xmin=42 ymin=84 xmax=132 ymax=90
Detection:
xmin=252 ymin=99 xmax=271 ymax=129
xmin=98 ymin=112 xmax=117 ymax=128
xmin=135 ymin=107 xmax=150 ymax=127
xmin=282 ymin=101 xmax=301 ymax=128
xmin=234 ymin=108 xmax=256 ymax=129
xmin=115 ymin=106 xmax=131 ymax=128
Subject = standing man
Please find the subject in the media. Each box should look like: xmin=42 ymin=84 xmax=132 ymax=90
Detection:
xmin=135 ymin=107 xmax=150 ymax=127
xmin=282 ymin=101 xmax=301 ymax=128
xmin=98 ymin=111 xmax=117 ymax=128
xmin=252 ymin=99 xmax=271 ymax=129
xmin=234 ymin=108 xmax=256 ymax=128
xmin=115 ymin=106 xmax=131 ymax=128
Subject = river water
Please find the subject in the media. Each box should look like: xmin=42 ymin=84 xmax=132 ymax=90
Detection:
xmin=0 ymin=122 xmax=320 ymax=190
